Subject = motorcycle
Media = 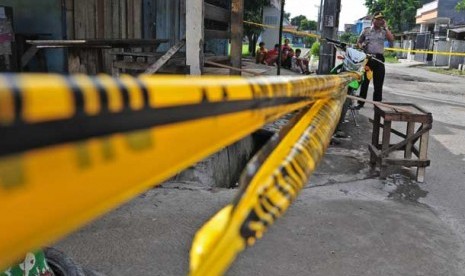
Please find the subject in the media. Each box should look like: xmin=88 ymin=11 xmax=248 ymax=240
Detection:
xmin=326 ymin=37 xmax=373 ymax=128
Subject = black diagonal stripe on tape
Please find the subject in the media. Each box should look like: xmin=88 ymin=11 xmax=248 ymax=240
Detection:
xmin=114 ymin=78 xmax=131 ymax=110
xmin=5 ymin=75 xmax=23 ymax=123
xmin=201 ymin=88 xmax=209 ymax=103
xmin=222 ymin=86 xmax=228 ymax=100
xmin=66 ymin=76 xmax=85 ymax=116
xmin=135 ymin=78 xmax=150 ymax=107
xmin=90 ymin=76 xmax=109 ymax=113
xmin=0 ymin=97 xmax=307 ymax=156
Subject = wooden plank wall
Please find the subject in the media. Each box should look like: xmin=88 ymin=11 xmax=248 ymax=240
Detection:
xmin=204 ymin=0 xmax=231 ymax=57
xmin=67 ymin=0 xmax=143 ymax=41
xmin=156 ymin=0 xmax=183 ymax=52
xmin=65 ymin=0 xmax=145 ymax=73
xmin=143 ymin=0 xmax=156 ymax=39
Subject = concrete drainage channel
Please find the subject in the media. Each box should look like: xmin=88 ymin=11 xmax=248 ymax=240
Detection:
xmin=167 ymin=112 xmax=296 ymax=189
xmin=168 ymin=129 xmax=273 ymax=189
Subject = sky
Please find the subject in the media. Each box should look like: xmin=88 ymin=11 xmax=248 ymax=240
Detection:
xmin=284 ymin=0 xmax=368 ymax=30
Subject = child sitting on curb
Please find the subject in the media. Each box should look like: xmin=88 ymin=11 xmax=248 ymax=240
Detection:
xmin=255 ymin=42 xmax=267 ymax=64
xmin=292 ymin=49 xmax=311 ymax=74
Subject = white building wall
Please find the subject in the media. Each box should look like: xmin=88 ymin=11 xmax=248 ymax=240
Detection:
xmin=186 ymin=0 xmax=203 ymax=75
xmin=449 ymin=40 xmax=465 ymax=68
xmin=433 ymin=40 xmax=450 ymax=66
xmin=260 ymin=6 xmax=280 ymax=50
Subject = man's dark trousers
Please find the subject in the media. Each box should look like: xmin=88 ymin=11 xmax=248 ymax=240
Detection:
xmin=358 ymin=54 xmax=385 ymax=107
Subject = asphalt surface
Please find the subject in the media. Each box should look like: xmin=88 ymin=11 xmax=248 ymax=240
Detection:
xmin=55 ymin=60 xmax=465 ymax=275
xmin=383 ymin=61 xmax=465 ymax=244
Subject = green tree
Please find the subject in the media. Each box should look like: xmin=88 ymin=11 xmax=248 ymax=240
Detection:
xmin=290 ymin=15 xmax=317 ymax=31
xmin=364 ymin=0 xmax=429 ymax=33
xmin=457 ymin=0 xmax=465 ymax=11
xmin=291 ymin=15 xmax=307 ymax=27
xmin=244 ymin=0 xmax=271 ymax=56
xmin=364 ymin=0 xmax=384 ymax=13
xmin=300 ymin=19 xmax=317 ymax=31
xmin=284 ymin=12 xmax=291 ymax=21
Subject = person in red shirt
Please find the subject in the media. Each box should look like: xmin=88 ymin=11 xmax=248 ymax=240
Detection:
xmin=265 ymin=44 xmax=280 ymax=66
xmin=282 ymin=38 xmax=292 ymax=51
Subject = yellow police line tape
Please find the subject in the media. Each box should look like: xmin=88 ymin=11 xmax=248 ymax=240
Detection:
xmin=385 ymin=47 xmax=465 ymax=57
xmin=243 ymin=20 xmax=465 ymax=57
xmin=189 ymin=98 xmax=342 ymax=275
xmin=244 ymin=20 xmax=321 ymax=39
xmin=0 ymin=72 xmax=359 ymax=271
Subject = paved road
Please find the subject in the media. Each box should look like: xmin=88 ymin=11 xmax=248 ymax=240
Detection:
xmin=382 ymin=62 xmax=465 ymax=240
xmin=54 ymin=62 xmax=465 ymax=275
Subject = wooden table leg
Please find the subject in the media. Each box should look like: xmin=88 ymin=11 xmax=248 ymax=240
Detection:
xmin=380 ymin=119 xmax=392 ymax=179
xmin=370 ymin=110 xmax=381 ymax=165
xmin=405 ymin=122 xmax=415 ymax=159
xmin=416 ymin=123 xmax=430 ymax=182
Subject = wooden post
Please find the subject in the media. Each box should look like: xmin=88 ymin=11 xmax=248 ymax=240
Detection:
xmin=317 ymin=0 xmax=341 ymax=74
xmin=277 ymin=0 xmax=285 ymax=76
xmin=96 ymin=0 xmax=105 ymax=39
xmin=65 ymin=0 xmax=75 ymax=39
xmin=186 ymin=0 xmax=203 ymax=75
xmin=417 ymin=123 xmax=430 ymax=183
xmin=380 ymin=120 xmax=391 ymax=179
xmin=230 ymin=0 xmax=244 ymax=75
xmin=370 ymin=110 xmax=381 ymax=165
xmin=404 ymin=122 xmax=415 ymax=159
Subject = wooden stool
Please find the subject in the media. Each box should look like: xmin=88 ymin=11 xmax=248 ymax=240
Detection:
xmin=369 ymin=103 xmax=433 ymax=182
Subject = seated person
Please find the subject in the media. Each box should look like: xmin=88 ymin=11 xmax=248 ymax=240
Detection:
xmin=255 ymin=42 xmax=268 ymax=64
xmin=292 ymin=48 xmax=310 ymax=74
xmin=265 ymin=44 xmax=280 ymax=66
xmin=282 ymin=38 xmax=292 ymax=51
xmin=281 ymin=48 xmax=294 ymax=69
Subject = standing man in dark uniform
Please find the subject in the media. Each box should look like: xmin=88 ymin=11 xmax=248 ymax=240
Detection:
xmin=356 ymin=11 xmax=394 ymax=109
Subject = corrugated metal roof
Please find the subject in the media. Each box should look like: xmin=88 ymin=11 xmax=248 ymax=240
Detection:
xmin=450 ymin=27 xmax=465 ymax=33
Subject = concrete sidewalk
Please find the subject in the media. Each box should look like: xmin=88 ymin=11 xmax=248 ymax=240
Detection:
xmin=54 ymin=67 xmax=465 ymax=275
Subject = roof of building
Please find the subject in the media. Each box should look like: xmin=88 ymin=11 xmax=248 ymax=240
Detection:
xmin=449 ymin=26 xmax=465 ymax=33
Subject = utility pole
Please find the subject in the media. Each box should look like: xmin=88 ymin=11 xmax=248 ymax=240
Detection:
xmin=315 ymin=4 xmax=321 ymax=34
xmin=277 ymin=0 xmax=285 ymax=76
xmin=230 ymin=0 xmax=244 ymax=75
xmin=317 ymin=0 xmax=341 ymax=74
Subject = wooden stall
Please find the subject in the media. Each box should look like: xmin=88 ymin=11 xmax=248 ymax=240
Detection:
xmin=369 ymin=103 xmax=433 ymax=182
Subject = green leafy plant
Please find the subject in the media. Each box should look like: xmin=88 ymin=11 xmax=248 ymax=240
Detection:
xmin=311 ymin=41 xmax=320 ymax=56
xmin=456 ymin=0 xmax=465 ymax=11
